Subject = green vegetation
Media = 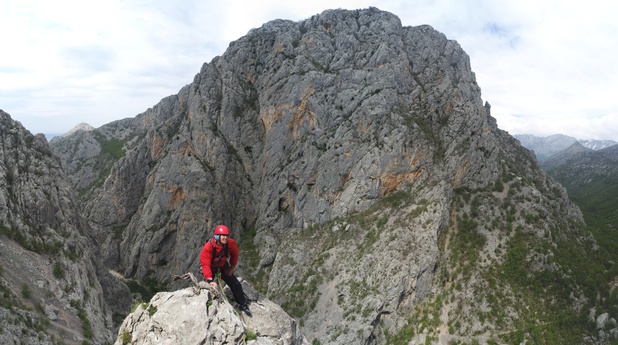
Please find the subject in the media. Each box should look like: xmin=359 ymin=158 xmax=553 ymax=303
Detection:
xmin=398 ymin=102 xmax=447 ymax=163
xmin=548 ymin=168 xmax=618 ymax=319
xmin=52 ymin=262 xmax=65 ymax=279
xmin=432 ymin=161 xmax=612 ymax=343
xmin=385 ymin=294 xmax=445 ymax=344
xmin=71 ymin=300 xmax=93 ymax=339
xmin=0 ymin=222 xmax=64 ymax=255
xmin=121 ymin=330 xmax=132 ymax=345
xmin=81 ymin=130 xmax=128 ymax=195
xmin=281 ymin=267 xmax=323 ymax=318
xmin=566 ymin=175 xmax=618 ymax=279
xmin=233 ymin=80 xmax=259 ymax=118
xmin=238 ymin=223 xmax=270 ymax=294
xmin=125 ymin=278 xmax=167 ymax=303
xmin=245 ymin=329 xmax=257 ymax=341
xmin=450 ymin=212 xmax=486 ymax=278
xmin=130 ymin=301 xmax=148 ymax=313
xmin=21 ymin=284 xmax=31 ymax=299
xmin=270 ymin=190 xmax=425 ymax=324
xmin=92 ymin=131 xmax=125 ymax=160
xmin=112 ymin=226 xmax=126 ymax=240
xmin=35 ymin=301 xmax=45 ymax=314
xmin=65 ymin=247 xmax=80 ymax=261
xmin=486 ymin=229 xmax=588 ymax=344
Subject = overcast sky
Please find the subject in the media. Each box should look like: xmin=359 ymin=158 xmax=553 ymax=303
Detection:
xmin=1 ymin=0 xmax=617 ymax=141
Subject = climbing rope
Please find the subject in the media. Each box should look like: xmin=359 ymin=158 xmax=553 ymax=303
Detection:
xmin=216 ymin=272 xmax=248 ymax=345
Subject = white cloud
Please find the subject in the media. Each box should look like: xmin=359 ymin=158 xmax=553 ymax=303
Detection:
xmin=1 ymin=0 xmax=617 ymax=141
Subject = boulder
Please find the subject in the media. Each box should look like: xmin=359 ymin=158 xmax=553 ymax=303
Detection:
xmin=114 ymin=286 xmax=308 ymax=345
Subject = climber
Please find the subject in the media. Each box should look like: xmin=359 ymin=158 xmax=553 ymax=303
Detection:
xmin=200 ymin=224 xmax=252 ymax=317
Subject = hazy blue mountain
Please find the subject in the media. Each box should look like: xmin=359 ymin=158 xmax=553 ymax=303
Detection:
xmin=515 ymin=134 xmax=617 ymax=161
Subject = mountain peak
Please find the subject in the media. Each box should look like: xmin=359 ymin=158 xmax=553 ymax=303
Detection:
xmin=64 ymin=122 xmax=94 ymax=137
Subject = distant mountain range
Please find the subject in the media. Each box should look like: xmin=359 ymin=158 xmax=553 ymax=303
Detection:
xmin=514 ymin=134 xmax=617 ymax=161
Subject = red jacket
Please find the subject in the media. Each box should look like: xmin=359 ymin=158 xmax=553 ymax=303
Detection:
xmin=200 ymin=237 xmax=239 ymax=281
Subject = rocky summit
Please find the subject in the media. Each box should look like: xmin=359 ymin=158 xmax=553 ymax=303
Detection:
xmin=115 ymin=274 xmax=307 ymax=345
xmin=1 ymin=7 xmax=616 ymax=345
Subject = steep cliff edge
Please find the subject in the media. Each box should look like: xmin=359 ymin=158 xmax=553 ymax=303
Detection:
xmin=50 ymin=7 xmax=614 ymax=344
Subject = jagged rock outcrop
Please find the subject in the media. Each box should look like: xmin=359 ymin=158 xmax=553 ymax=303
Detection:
xmin=0 ymin=110 xmax=128 ymax=345
xmin=115 ymin=279 xmax=308 ymax=345
xmin=50 ymin=7 xmax=611 ymax=344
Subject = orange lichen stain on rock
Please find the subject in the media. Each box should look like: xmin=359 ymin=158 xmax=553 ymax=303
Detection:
xmin=301 ymin=33 xmax=318 ymax=49
xmin=379 ymin=170 xmax=422 ymax=197
xmin=151 ymin=134 xmax=168 ymax=160
xmin=112 ymin=195 xmax=127 ymax=215
xmin=355 ymin=119 xmax=370 ymax=135
xmin=245 ymin=72 xmax=255 ymax=84
xmin=260 ymin=103 xmax=290 ymax=135
xmin=378 ymin=152 xmax=424 ymax=197
xmin=169 ymin=186 xmax=185 ymax=209
xmin=444 ymin=99 xmax=454 ymax=116
xmin=274 ymin=40 xmax=284 ymax=54
xmin=451 ymin=156 xmax=470 ymax=189
xmin=178 ymin=139 xmax=196 ymax=158
xmin=288 ymin=85 xmax=316 ymax=139
xmin=146 ymin=174 xmax=157 ymax=191
xmin=405 ymin=148 xmax=424 ymax=167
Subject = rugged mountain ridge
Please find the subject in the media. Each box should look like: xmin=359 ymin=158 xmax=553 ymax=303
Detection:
xmin=515 ymin=133 xmax=617 ymax=161
xmin=48 ymin=7 xmax=615 ymax=344
xmin=0 ymin=109 xmax=309 ymax=343
xmin=542 ymin=144 xmax=618 ymax=186
xmin=540 ymin=141 xmax=593 ymax=172
xmin=0 ymin=110 xmax=129 ymax=345
xmin=579 ymin=138 xmax=618 ymax=151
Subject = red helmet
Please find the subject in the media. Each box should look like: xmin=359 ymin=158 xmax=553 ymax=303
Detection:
xmin=214 ymin=225 xmax=230 ymax=235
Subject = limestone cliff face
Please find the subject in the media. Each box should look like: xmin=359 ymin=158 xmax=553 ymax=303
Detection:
xmin=51 ymin=7 xmax=600 ymax=344
xmin=0 ymin=110 xmax=127 ymax=345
